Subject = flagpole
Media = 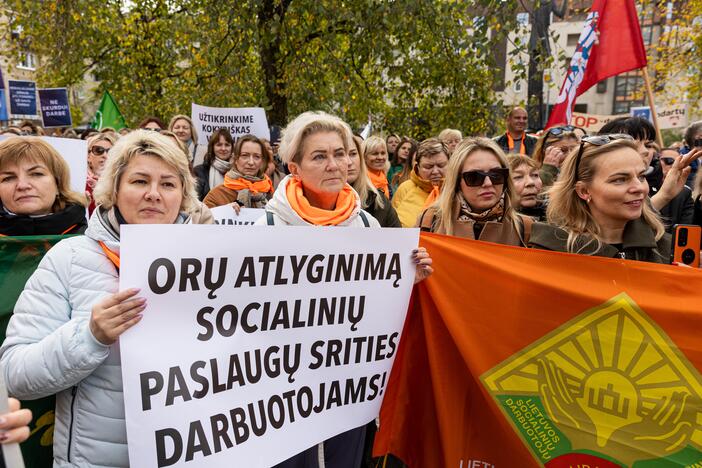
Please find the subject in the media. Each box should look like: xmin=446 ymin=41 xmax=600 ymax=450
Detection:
xmin=641 ymin=66 xmax=664 ymax=147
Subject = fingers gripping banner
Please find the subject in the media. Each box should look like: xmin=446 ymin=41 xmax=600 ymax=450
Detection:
xmin=120 ymin=225 xmax=418 ymax=467
xmin=374 ymin=233 xmax=702 ymax=468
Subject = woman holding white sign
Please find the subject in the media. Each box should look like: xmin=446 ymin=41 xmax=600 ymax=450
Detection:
xmin=0 ymin=130 xmax=214 ymax=467
xmin=256 ymin=111 xmax=432 ymax=468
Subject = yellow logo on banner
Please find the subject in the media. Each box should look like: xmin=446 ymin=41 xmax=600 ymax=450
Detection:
xmin=482 ymin=294 xmax=702 ymax=467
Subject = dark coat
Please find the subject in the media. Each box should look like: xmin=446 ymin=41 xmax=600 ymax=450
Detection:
xmin=694 ymin=195 xmax=702 ymax=227
xmin=529 ymin=217 xmax=671 ymax=264
xmin=193 ymin=163 xmax=211 ymax=201
xmin=659 ymin=186 xmax=694 ymax=233
xmin=493 ymin=133 xmax=538 ymax=157
xmin=0 ymin=203 xmax=87 ymax=236
xmin=364 ymin=191 xmax=401 ymax=228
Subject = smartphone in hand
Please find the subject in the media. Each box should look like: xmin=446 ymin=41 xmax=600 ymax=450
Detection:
xmin=671 ymin=224 xmax=701 ymax=267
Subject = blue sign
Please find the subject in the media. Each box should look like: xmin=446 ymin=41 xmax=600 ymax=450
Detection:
xmin=38 ymin=88 xmax=72 ymax=127
xmin=0 ymin=68 xmax=7 ymax=121
xmin=0 ymin=90 xmax=8 ymax=121
xmin=630 ymin=106 xmax=652 ymax=123
xmin=8 ymin=80 xmax=37 ymax=116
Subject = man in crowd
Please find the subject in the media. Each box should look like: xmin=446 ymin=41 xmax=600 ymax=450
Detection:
xmin=493 ymin=107 xmax=537 ymax=156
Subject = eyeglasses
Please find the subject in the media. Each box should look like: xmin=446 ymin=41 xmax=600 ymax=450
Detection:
xmin=573 ymin=134 xmax=634 ymax=180
xmin=660 ymin=157 xmax=676 ymax=165
xmin=546 ymin=125 xmax=586 ymax=138
xmin=461 ymin=168 xmax=509 ymax=187
xmin=90 ymin=146 xmax=110 ymax=156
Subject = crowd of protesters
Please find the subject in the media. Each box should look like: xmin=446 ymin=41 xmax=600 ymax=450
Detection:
xmin=0 ymin=105 xmax=701 ymax=467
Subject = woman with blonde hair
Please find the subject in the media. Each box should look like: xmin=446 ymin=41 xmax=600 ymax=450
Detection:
xmin=85 ymin=132 xmax=118 ymax=215
xmin=0 ymin=130 xmax=213 ymax=467
xmin=348 ymin=135 xmax=401 ymax=227
xmin=256 ymin=112 xmax=431 ymax=468
xmin=438 ymin=128 xmax=462 ymax=156
xmin=363 ymin=135 xmax=390 ymax=198
xmin=0 ymin=137 xmax=87 ymax=235
xmin=418 ymin=137 xmax=531 ymax=245
xmin=392 ymin=138 xmax=449 ymax=227
xmin=529 ymin=135 xmax=671 ymax=262
xmin=531 ymin=125 xmax=582 ymax=187
xmin=168 ymin=114 xmax=206 ymax=164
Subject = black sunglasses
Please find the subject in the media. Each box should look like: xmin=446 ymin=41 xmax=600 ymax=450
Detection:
xmin=461 ymin=168 xmax=509 ymax=187
xmin=660 ymin=157 xmax=675 ymax=165
xmin=90 ymin=146 xmax=110 ymax=156
xmin=547 ymin=125 xmax=586 ymax=138
xmin=573 ymin=134 xmax=634 ymax=180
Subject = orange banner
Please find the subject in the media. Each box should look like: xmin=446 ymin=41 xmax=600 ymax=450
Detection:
xmin=374 ymin=233 xmax=702 ymax=467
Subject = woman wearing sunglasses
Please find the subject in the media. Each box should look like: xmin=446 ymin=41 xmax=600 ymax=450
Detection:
xmin=529 ymin=135 xmax=673 ymax=262
xmin=86 ymin=133 xmax=117 ymax=215
xmin=532 ymin=125 xmax=583 ymax=187
xmin=418 ymin=137 xmax=532 ymax=246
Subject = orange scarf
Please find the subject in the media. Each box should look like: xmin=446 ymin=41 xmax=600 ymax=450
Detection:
xmin=285 ymin=177 xmax=357 ymax=226
xmin=422 ymin=185 xmax=442 ymax=209
xmin=506 ymin=132 xmax=527 ymax=155
xmin=223 ymin=174 xmax=273 ymax=195
xmin=99 ymin=241 xmax=120 ymax=270
xmin=367 ymin=169 xmax=390 ymax=198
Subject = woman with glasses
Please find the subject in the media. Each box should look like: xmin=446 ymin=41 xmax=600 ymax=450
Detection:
xmin=203 ymin=134 xmax=273 ymax=209
xmin=418 ymin=137 xmax=532 ymax=245
xmin=532 ymin=125 xmax=583 ymax=187
xmin=656 ymin=147 xmax=695 ymax=232
xmin=392 ymin=138 xmax=449 ymax=227
xmin=86 ymin=133 xmax=117 ymax=215
xmin=529 ymin=135 xmax=678 ymax=262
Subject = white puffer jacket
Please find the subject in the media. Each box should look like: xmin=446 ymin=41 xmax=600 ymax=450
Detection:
xmin=254 ymin=175 xmax=380 ymax=227
xmin=0 ymin=206 xmax=210 ymax=468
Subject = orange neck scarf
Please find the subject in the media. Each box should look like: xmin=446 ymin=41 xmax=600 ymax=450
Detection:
xmin=285 ymin=177 xmax=357 ymax=226
xmin=410 ymin=170 xmax=436 ymax=194
xmin=506 ymin=132 xmax=526 ymax=155
xmin=99 ymin=241 xmax=120 ymax=270
xmin=422 ymin=185 xmax=442 ymax=209
xmin=223 ymin=174 xmax=273 ymax=195
xmin=367 ymin=169 xmax=390 ymax=198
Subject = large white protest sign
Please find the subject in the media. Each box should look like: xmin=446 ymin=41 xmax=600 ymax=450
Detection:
xmin=0 ymin=135 xmax=87 ymax=193
xmin=210 ymin=206 xmax=264 ymax=226
xmin=631 ymin=104 xmax=688 ymax=130
xmin=120 ymin=225 xmax=419 ymax=468
xmin=191 ymin=103 xmax=270 ymax=145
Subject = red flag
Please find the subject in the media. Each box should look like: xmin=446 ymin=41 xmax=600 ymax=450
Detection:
xmin=546 ymin=0 xmax=647 ymax=129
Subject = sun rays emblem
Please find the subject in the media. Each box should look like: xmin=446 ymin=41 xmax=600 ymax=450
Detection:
xmin=482 ymin=293 xmax=702 ymax=467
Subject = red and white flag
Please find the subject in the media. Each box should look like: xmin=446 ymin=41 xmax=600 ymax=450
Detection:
xmin=545 ymin=0 xmax=647 ymax=129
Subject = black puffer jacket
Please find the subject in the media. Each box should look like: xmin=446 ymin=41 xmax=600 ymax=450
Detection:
xmin=0 ymin=203 xmax=87 ymax=236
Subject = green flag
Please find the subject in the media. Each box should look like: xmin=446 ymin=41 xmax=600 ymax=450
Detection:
xmin=0 ymin=235 xmax=74 ymax=468
xmin=90 ymin=91 xmax=126 ymax=130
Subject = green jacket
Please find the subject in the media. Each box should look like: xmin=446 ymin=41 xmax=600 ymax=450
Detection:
xmin=529 ymin=217 xmax=671 ymax=264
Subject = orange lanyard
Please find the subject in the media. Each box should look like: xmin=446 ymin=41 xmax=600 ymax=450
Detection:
xmin=506 ymin=133 xmax=526 ymax=155
xmin=98 ymin=241 xmax=120 ymax=270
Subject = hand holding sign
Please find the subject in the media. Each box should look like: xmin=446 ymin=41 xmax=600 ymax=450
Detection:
xmin=89 ymin=288 xmax=146 ymax=345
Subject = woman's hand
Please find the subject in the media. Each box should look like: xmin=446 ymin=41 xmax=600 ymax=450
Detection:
xmin=89 ymin=288 xmax=146 ymax=345
xmin=229 ymin=202 xmax=241 ymax=215
xmin=651 ymin=148 xmax=699 ymax=210
xmin=542 ymin=146 xmax=565 ymax=168
xmin=0 ymin=398 xmax=32 ymax=444
xmin=412 ymin=247 xmax=433 ymax=284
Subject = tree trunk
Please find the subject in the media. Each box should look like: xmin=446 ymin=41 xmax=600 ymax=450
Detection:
xmin=258 ymin=0 xmax=289 ymax=126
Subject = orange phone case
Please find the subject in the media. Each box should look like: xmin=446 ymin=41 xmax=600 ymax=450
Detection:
xmin=671 ymin=224 xmax=701 ymax=267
